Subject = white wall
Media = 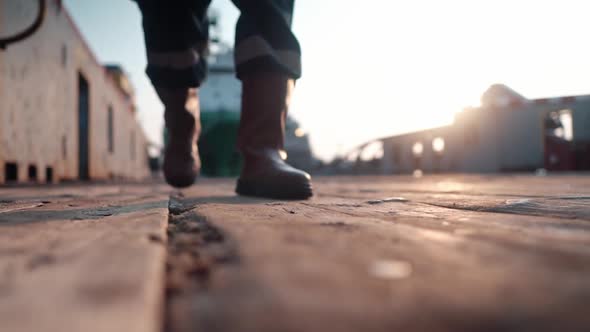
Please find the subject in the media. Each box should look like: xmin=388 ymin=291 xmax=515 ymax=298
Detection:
xmin=0 ymin=0 xmax=149 ymax=183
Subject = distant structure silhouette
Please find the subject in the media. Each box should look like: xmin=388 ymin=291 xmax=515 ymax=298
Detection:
xmin=348 ymin=85 xmax=590 ymax=174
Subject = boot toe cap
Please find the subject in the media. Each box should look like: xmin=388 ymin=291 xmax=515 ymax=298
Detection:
xmin=165 ymin=172 xmax=197 ymax=188
xmin=163 ymin=159 xmax=199 ymax=188
xmin=236 ymin=169 xmax=313 ymax=200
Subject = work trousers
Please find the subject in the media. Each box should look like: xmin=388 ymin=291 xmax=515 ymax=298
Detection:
xmin=133 ymin=0 xmax=301 ymax=88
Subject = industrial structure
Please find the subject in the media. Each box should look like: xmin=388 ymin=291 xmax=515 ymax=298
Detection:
xmin=351 ymin=84 xmax=590 ymax=174
xmin=197 ymin=45 xmax=316 ymax=176
xmin=0 ymin=0 xmax=150 ymax=184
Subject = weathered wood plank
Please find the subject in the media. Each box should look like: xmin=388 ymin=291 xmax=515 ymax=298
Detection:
xmin=0 ymin=184 xmax=170 ymax=332
xmin=171 ymin=175 xmax=590 ymax=332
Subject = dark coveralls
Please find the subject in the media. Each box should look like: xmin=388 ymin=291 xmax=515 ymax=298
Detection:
xmin=133 ymin=0 xmax=301 ymax=88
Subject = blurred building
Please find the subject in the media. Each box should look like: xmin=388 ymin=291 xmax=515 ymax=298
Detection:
xmin=284 ymin=116 xmax=315 ymax=171
xmin=353 ymin=84 xmax=590 ymax=174
xmin=197 ymin=46 xmax=316 ymax=176
xmin=0 ymin=0 xmax=150 ymax=184
xmin=197 ymin=46 xmax=242 ymax=177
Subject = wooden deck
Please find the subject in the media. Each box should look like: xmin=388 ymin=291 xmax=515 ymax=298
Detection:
xmin=0 ymin=183 xmax=169 ymax=332
xmin=1 ymin=175 xmax=589 ymax=332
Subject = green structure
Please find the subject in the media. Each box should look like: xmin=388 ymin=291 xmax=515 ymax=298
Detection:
xmin=198 ymin=110 xmax=242 ymax=177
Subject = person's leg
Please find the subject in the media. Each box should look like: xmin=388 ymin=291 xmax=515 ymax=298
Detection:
xmin=231 ymin=0 xmax=312 ymax=199
xmin=136 ymin=0 xmax=211 ymax=88
xmin=134 ymin=0 xmax=211 ymax=187
xmin=232 ymin=0 xmax=301 ymax=80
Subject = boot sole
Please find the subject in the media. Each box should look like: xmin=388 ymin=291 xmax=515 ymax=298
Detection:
xmin=162 ymin=155 xmax=200 ymax=189
xmin=165 ymin=174 xmax=197 ymax=188
xmin=236 ymin=179 xmax=313 ymax=200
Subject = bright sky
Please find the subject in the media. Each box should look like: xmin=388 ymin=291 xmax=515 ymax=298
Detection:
xmin=64 ymin=0 xmax=590 ymax=161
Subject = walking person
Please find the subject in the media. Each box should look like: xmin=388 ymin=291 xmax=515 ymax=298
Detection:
xmin=133 ymin=0 xmax=312 ymax=199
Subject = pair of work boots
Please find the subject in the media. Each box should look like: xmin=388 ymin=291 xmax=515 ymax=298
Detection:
xmin=158 ymin=72 xmax=313 ymax=200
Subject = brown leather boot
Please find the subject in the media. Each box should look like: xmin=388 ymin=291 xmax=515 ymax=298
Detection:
xmin=236 ymin=72 xmax=313 ymax=199
xmin=156 ymin=87 xmax=201 ymax=188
